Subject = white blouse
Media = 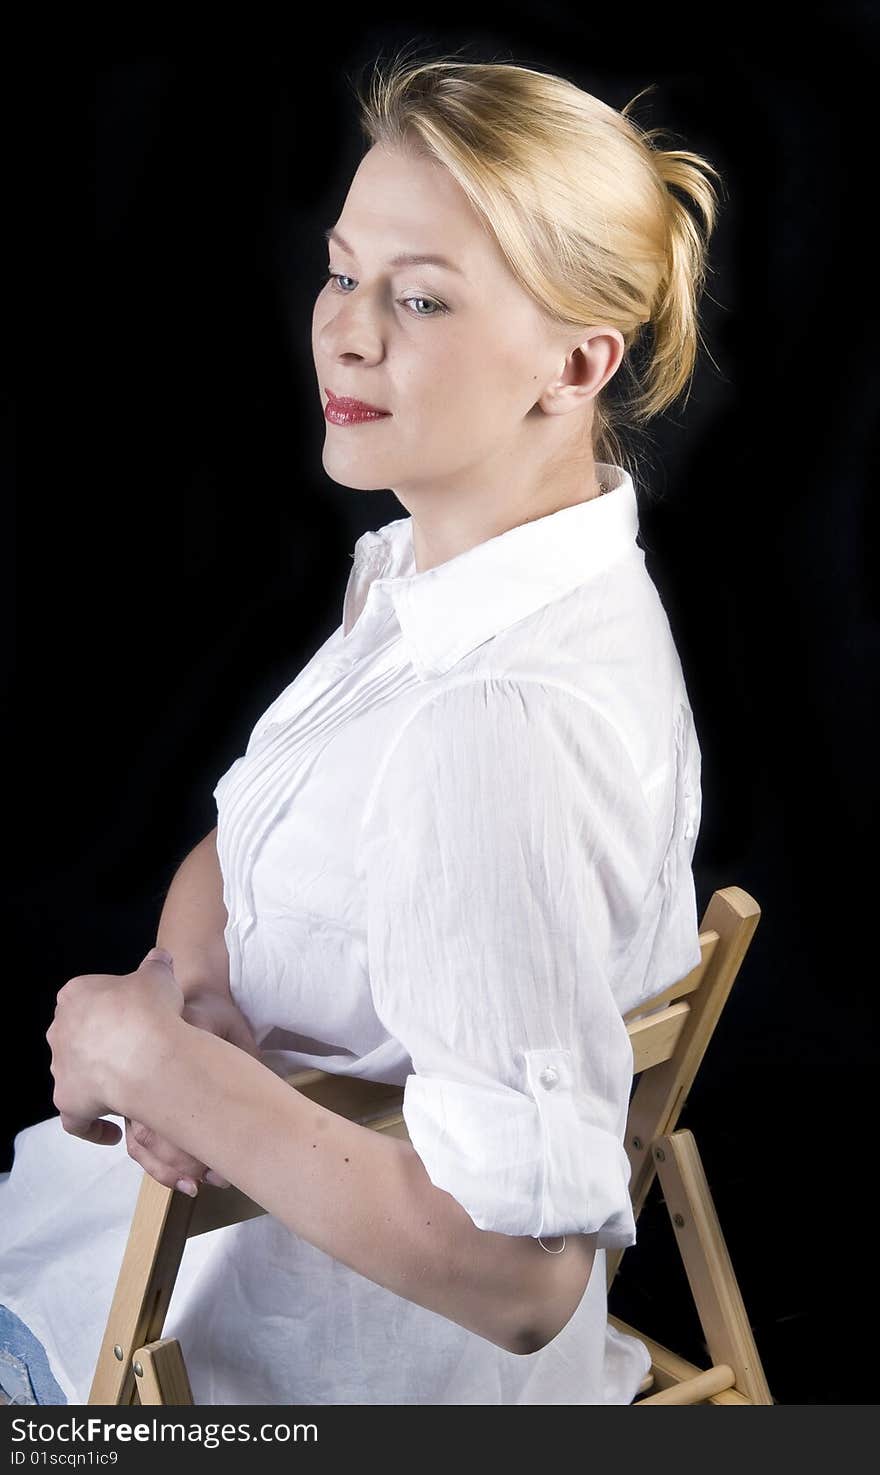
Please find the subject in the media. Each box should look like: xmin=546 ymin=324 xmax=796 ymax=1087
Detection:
xmin=0 ymin=462 xmax=702 ymax=1405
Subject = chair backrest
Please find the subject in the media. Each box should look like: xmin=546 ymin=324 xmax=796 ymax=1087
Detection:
xmin=607 ymin=883 xmax=760 ymax=1291
xmin=89 ymin=882 xmax=759 ymax=1404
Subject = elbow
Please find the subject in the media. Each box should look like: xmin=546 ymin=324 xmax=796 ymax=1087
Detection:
xmin=506 ymin=1300 xmax=565 ymax=1356
xmin=505 ymin=1320 xmax=552 ymax=1357
xmin=506 ymin=1233 xmax=599 ymax=1356
xmin=504 ymin=1300 xmax=562 ymax=1356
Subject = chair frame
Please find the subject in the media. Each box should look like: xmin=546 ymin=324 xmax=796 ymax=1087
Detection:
xmin=88 ymin=884 xmax=772 ymax=1407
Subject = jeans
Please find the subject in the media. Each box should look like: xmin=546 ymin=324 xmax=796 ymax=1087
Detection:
xmin=0 ymin=1303 xmax=68 ymax=1405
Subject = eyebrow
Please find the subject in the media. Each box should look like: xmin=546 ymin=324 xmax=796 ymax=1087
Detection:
xmin=323 ymin=226 xmax=465 ymax=276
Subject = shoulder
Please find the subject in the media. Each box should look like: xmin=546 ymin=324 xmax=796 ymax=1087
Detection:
xmin=369 ymin=673 xmax=631 ymax=773
xmin=357 ymin=673 xmax=654 ymax=851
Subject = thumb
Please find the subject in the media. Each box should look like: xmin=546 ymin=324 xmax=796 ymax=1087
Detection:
xmin=142 ymin=946 xmax=174 ymax=968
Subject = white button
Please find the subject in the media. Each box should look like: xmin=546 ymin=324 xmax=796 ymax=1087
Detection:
xmin=539 ymin=1065 xmax=560 ymax=1090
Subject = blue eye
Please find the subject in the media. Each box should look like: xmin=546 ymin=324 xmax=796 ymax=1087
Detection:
xmin=320 ymin=270 xmax=448 ymax=318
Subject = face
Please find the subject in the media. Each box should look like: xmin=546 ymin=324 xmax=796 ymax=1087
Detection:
xmin=312 ymin=142 xmax=622 ymax=541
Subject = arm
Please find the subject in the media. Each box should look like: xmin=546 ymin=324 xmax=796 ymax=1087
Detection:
xmin=122 ymin=1018 xmax=596 ymax=1356
xmin=155 ymin=827 xmax=232 ymax=1002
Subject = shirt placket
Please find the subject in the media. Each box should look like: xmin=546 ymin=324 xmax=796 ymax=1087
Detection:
xmin=224 ymin=569 xmax=404 ymax=952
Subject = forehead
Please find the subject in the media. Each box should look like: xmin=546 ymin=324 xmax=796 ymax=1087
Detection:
xmin=339 ymin=144 xmax=500 ymax=270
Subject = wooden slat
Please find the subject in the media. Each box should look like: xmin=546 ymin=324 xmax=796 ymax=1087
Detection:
xmin=634 ymin=1364 xmax=736 ymax=1405
xmin=608 ymin=1314 xmax=752 ymax=1406
xmin=628 ymin=1001 xmax=691 ymax=1074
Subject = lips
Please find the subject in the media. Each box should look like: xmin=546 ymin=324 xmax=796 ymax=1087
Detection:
xmin=324 ymin=387 xmax=390 ymax=415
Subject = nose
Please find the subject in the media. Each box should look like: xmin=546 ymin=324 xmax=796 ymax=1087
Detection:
xmin=315 ymin=291 xmax=385 ymax=366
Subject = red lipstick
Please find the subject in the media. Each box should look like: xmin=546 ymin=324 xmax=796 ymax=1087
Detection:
xmin=323 ymin=388 xmax=391 ymax=425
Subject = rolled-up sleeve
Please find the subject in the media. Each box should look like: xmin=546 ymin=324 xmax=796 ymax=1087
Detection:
xmin=356 ymin=676 xmax=657 ymax=1250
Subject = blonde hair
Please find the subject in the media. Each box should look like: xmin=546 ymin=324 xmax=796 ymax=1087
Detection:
xmin=347 ymin=44 xmax=725 ymax=491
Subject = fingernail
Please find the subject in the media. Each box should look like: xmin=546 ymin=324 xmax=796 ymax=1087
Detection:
xmin=203 ymin=1170 xmax=230 ymax=1189
xmin=175 ymin=1178 xmax=198 ymax=1197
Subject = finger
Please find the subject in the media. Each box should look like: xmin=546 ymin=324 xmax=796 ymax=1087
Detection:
xmin=124 ymin=1118 xmax=221 ymax=1195
xmin=125 ymin=1117 xmax=207 ymax=1192
xmin=60 ymin=1112 xmax=122 ymax=1146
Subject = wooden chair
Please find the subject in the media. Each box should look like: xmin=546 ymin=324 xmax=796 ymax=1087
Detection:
xmin=88 ymin=884 xmax=772 ymax=1407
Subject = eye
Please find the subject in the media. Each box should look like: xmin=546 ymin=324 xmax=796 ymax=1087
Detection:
xmin=320 ymin=270 xmax=448 ymax=318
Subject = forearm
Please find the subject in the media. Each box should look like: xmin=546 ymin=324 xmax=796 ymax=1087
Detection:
xmin=155 ymin=829 xmax=231 ymax=1001
xmin=122 ymin=1017 xmax=591 ymax=1355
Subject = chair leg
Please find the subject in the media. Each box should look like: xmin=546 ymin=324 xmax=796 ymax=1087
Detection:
xmin=130 ymin=1337 xmax=193 ymax=1406
xmin=649 ymin=1127 xmax=774 ymax=1404
xmin=88 ymin=1175 xmax=196 ymax=1405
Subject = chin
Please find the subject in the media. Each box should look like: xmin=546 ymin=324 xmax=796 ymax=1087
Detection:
xmin=321 ymin=446 xmax=391 ymax=493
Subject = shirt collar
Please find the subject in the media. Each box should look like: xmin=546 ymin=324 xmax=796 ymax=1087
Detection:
xmin=348 ymin=462 xmax=641 ymax=679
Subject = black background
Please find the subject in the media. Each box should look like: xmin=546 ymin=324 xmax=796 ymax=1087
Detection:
xmin=4 ymin=6 xmax=879 ymax=1407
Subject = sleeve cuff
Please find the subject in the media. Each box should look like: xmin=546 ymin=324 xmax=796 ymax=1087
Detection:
xmin=402 ymin=1050 xmax=638 ymax=1249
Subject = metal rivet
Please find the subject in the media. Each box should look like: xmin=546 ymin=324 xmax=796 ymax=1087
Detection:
xmin=673 ymin=1213 xmax=685 ymax=1228
xmin=655 ymin=1147 xmax=666 ymax=1162
xmin=133 ymin=1362 xmax=144 ymax=1378
xmin=632 ymin=1136 xmax=643 ymax=1150
xmin=113 ymin=1345 xmax=124 ymax=1361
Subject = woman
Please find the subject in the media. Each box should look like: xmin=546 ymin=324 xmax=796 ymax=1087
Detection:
xmin=0 ymin=52 xmax=720 ymax=1405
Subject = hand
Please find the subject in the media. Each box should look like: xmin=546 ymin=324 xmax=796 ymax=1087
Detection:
xmin=45 ymin=946 xmax=185 ymax=1146
xmin=124 ymin=987 xmax=262 ymax=1196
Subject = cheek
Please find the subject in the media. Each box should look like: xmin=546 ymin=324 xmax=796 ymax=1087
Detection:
xmin=410 ymin=345 xmax=495 ymax=415
xmin=439 ymin=367 xmax=517 ymax=439
xmin=396 ymin=369 xmax=509 ymax=466
xmin=402 ymin=369 xmax=489 ymax=442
